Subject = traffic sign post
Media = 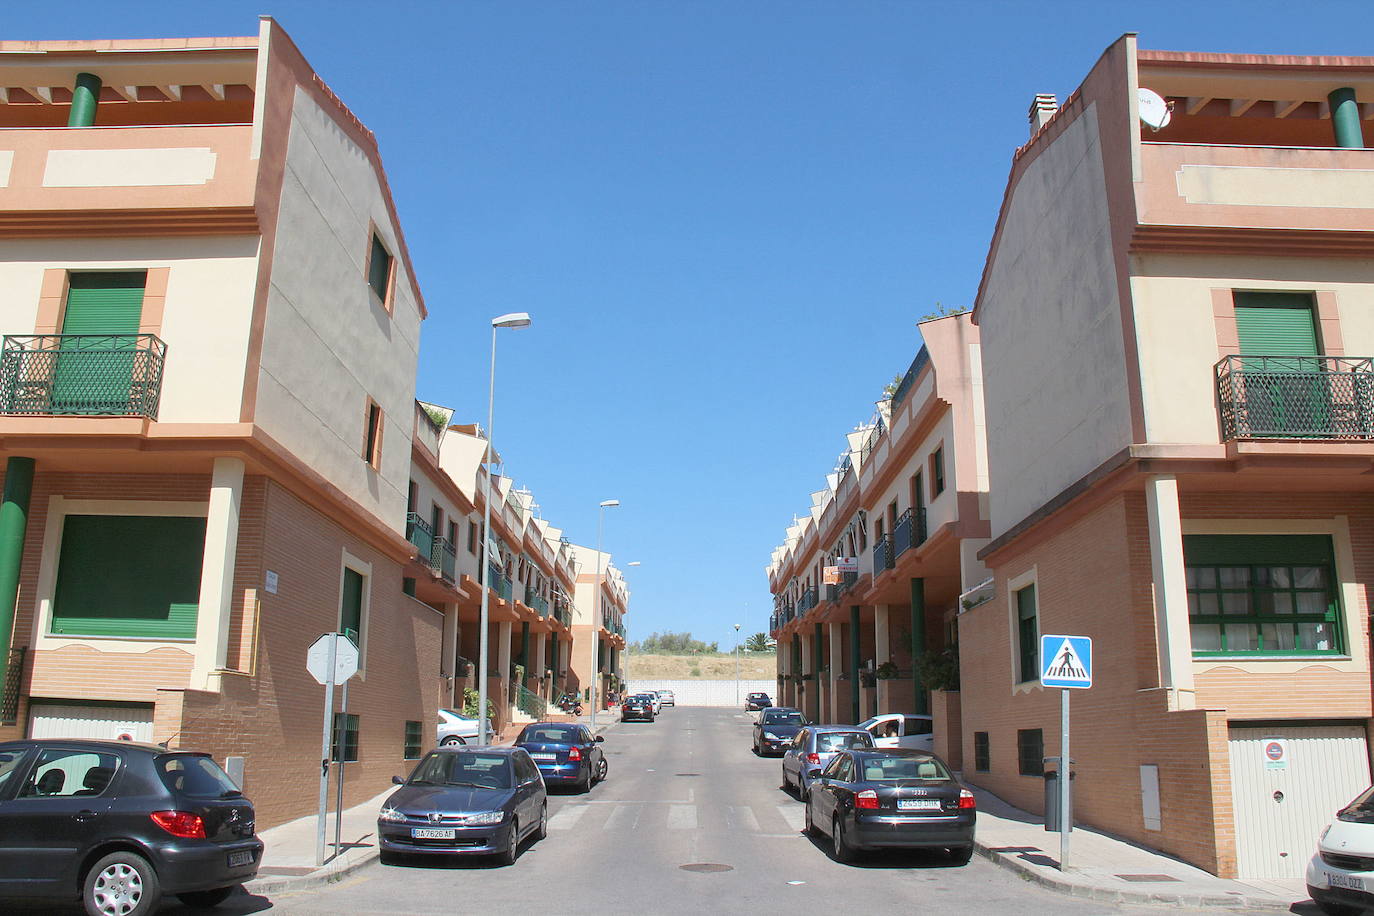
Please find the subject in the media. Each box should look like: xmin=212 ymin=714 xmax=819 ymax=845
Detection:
xmin=1041 ymin=634 xmax=1092 ymax=873
xmin=308 ymin=633 xmax=359 ymax=866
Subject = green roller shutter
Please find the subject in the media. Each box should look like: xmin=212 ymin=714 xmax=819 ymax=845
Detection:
xmin=1235 ymin=293 xmax=1318 ymax=357
xmin=55 ymin=272 xmax=147 ymax=414
xmin=1233 ymin=293 xmax=1325 ymax=436
xmin=62 ymin=272 xmax=146 ymax=335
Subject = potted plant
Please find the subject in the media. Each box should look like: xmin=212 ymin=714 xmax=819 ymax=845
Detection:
xmin=875 ymin=661 xmax=899 ymax=680
xmin=913 ymin=644 xmax=960 ymax=691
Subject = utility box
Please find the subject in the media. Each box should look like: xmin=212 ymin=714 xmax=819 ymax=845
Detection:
xmin=1043 ymin=768 xmax=1076 ymax=832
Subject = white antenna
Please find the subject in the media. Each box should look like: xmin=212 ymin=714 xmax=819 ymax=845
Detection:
xmin=1138 ymin=87 xmax=1173 ymax=131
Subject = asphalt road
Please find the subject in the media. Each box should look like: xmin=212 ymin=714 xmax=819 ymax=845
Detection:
xmin=10 ymin=706 xmax=1284 ymax=914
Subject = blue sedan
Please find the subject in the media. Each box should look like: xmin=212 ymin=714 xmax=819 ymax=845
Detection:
xmin=514 ymin=723 xmax=607 ymax=791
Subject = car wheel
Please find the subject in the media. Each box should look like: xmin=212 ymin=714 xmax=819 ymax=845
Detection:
xmin=497 ymin=818 xmax=519 ymax=866
xmin=948 ymin=845 xmax=974 ymax=866
xmin=596 ymin=757 xmax=609 ymax=783
xmin=579 ymin=766 xmax=593 ymax=793
xmin=84 ymin=850 xmax=161 ymax=916
xmin=535 ymin=803 xmax=548 ymax=841
xmin=832 ymin=816 xmax=857 ymax=863
xmin=800 ymin=779 xmax=810 ymax=802
xmin=177 ymin=887 xmax=235 ymax=908
xmin=440 ymin=735 xmax=465 ymax=747
xmin=803 ymin=798 xmax=817 ymax=836
xmin=780 ymin=767 xmax=791 ymax=790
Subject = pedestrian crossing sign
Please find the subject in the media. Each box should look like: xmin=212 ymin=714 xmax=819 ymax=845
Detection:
xmin=1040 ymin=634 xmax=1093 ymax=688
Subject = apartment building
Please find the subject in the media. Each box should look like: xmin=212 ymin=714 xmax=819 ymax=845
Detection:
xmin=567 ymin=543 xmax=629 ymax=708
xmin=962 ymin=35 xmax=1374 ymax=880
xmin=769 ymin=313 xmax=990 ymax=763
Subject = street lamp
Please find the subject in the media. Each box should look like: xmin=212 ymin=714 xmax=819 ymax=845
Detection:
xmin=477 ymin=312 xmax=531 ymax=745
xmin=735 ymin=623 xmax=742 ymax=705
xmin=589 ymin=499 xmax=619 ymax=727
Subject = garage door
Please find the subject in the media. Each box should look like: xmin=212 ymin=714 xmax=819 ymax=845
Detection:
xmin=28 ymin=703 xmax=154 ymax=743
xmin=1229 ymin=724 xmax=1371 ymax=879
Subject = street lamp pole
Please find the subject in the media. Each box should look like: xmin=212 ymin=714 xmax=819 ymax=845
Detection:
xmin=735 ymin=623 xmax=742 ymax=706
xmin=477 ymin=312 xmax=531 ymax=745
xmin=590 ymin=499 xmax=619 ymax=727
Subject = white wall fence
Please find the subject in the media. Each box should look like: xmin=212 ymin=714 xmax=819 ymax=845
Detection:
xmin=624 ymin=679 xmax=775 ymax=707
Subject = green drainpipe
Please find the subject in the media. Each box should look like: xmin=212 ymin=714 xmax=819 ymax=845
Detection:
xmin=910 ymin=578 xmax=928 ymax=716
xmin=850 ymin=605 xmax=861 ymax=725
xmin=68 ymin=73 xmax=101 ymax=127
xmin=1330 ymin=88 xmax=1364 ymax=149
xmin=0 ymin=458 xmax=35 ymax=696
xmin=812 ymin=622 xmax=823 ymax=723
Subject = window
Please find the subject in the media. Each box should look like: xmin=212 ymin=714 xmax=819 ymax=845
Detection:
xmin=340 ymin=567 xmax=365 ymax=648
xmin=404 ymin=721 xmax=423 ymax=759
xmin=51 ymin=515 xmax=206 ymax=639
xmin=20 ymin=749 xmax=119 ymax=798
xmin=930 ymin=447 xmax=945 ymax=497
xmin=406 ymin=480 xmax=417 ymax=514
xmin=974 ymin=732 xmax=990 ymax=772
xmin=903 ymin=717 xmax=933 ymax=736
xmin=363 ymin=400 xmax=383 ymax=468
xmin=874 ymin=519 xmax=884 ymax=542
xmin=887 ymin=501 xmax=898 ymax=533
xmin=858 ymin=521 xmax=867 ymax=552
xmin=367 ymin=232 xmax=394 ymax=307
xmin=911 ymin=472 xmax=924 ymax=511
xmin=1015 ymin=583 xmax=1038 ymax=683
xmin=447 ymin=520 xmax=458 ymax=549
xmin=1017 ymin=729 xmax=1043 ymax=777
xmin=331 ymin=713 xmax=359 ymax=763
xmin=1184 ymin=535 xmax=1343 ymax=656
xmin=468 ymin=521 xmax=478 ymax=554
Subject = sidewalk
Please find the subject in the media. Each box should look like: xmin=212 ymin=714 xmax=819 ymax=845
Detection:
xmin=244 ymin=714 xmax=615 ymax=896
xmin=968 ymin=785 xmax=1308 ymax=910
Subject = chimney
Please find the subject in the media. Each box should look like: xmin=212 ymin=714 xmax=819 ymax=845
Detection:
xmin=1028 ymin=93 xmax=1058 ymax=137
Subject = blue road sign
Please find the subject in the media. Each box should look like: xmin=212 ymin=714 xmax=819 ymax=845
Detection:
xmin=1041 ymin=634 xmax=1092 ymax=688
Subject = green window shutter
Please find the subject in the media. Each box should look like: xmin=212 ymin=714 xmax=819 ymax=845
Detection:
xmin=1183 ymin=535 xmax=1334 ymax=567
xmin=1234 ymin=293 xmax=1318 ymax=357
xmin=341 ymin=568 xmax=364 ymax=646
xmin=63 ymin=272 xmax=146 ymax=335
xmin=1016 ymin=584 xmax=1038 ymax=682
xmin=51 ymin=515 xmax=205 ymax=639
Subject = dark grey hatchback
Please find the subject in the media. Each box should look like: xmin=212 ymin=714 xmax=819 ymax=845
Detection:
xmin=0 ymin=738 xmax=261 ymax=916
xmin=378 ymin=746 xmax=547 ymax=866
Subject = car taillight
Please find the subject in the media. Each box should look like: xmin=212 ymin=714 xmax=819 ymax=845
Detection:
xmin=151 ymin=810 xmax=206 ymax=838
xmin=855 ymin=789 xmax=880 ymax=810
xmin=958 ymin=789 xmax=976 ymax=810
xmin=569 ymin=746 xmax=582 ymax=762
xmin=806 ymin=753 xmax=820 ymax=764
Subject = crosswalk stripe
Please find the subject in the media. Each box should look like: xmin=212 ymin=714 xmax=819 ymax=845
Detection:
xmin=666 ymin=804 xmax=697 ymax=830
xmin=776 ymin=805 xmax=806 ymax=832
xmin=727 ymin=805 xmax=760 ymax=832
xmin=604 ymin=805 xmax=641 ymax=830
xmin=549 ymin=805 xmax=588 ymax=830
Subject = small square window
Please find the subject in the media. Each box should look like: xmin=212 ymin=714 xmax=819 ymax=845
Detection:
xmin=1017 ymin=728 xmax=1043 ymax=777
xmin=974 ymin=731 xmax=990 ymax=772
xmin=367 ymin=233 xmax=394 ymax=307
xmin=332 ymin=713 xmax=359 ymax=763
xmin=404 ymin=720 xmax=423 ymax=759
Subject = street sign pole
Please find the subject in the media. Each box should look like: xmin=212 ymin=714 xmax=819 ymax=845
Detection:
xmin=334 ymin=680 xmax=348 ymax=857
xmin=315 ymin=635 xmax=337 ymax=867
xmin=1061 ymin=686 xmax=1070 ymax=872
xmin=1040 ymin=634 xmax=1091 ymax=874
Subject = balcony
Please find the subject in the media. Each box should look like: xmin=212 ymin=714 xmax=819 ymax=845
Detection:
xmin=525 ymin=588 xmax=549 ymax=616
xmin=797 ymin=587 xmax=818 ymax=615
xmin=0 ymin=334 xmax=166 ymax=419
xmin=824 ymin=572 xmax=859 ymax=604
xmin=1216 ymin=355 xmax=1374 ymax=440
xmin=891 ymin=508 xmax=928 ymax=560
xmin=890 ymin=348 xmax=931 ymax=409
xmin=872 ymin=534 xmax=893 ymax=573
xmin=406 ymin=512 xmax=434 ymax=556
xmin=487 ymin=563 xmax=513 ymax=601
xmin=431 ymin=537 xmax=456 ymax=584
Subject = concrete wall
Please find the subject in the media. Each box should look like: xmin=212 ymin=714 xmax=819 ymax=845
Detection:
xmin=978 ymin=104 xmax=1132 ymax=539
xmin=255 ymin=85 xmax=421 ymax=535
xmin=624 ymin=679 xmax=777 ymax=707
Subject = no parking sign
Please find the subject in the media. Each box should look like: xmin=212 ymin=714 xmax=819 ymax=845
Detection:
xmin=1263 ymin=737 xmax=1288 ymax=770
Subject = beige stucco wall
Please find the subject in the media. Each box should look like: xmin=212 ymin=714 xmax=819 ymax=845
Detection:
xmin=1132 ymin=253 xmax=1374 ymax=444
xmin=979 ymin=104 xmax=1132 ymax=539
xmin=255 ymin=86 xmax=421 ymax=532
xmin=0 ymin=237 xmax=258 ymax=423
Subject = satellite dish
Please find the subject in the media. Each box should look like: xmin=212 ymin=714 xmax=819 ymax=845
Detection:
xmin=1138 ymin=88 xmax=1172 ymax=131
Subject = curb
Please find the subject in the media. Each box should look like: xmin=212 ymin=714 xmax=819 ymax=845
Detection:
xmin=972 ymin=841 xmax=1293 ymax=911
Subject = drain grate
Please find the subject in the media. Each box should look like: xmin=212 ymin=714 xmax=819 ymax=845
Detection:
xmin=680 ymin=863 xmax=733 ymax=873
xmin=1115 ymin=874 xmax=1182 ymax=883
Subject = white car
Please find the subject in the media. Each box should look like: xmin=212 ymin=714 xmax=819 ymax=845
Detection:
xmin=857 ymin=713 xmax=935 ymax=752
xmin=636 ymin=692 xmax=663 ymax=714
xmin=1307 ymin=785 xmax=1374 ymax=915
xmin=656 ymin=689 xmax=676 ymax=707
xmin=436 ymin=708 xmax=484 ymax=746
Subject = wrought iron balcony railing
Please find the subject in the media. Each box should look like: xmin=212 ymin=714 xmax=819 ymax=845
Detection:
xmin=406 ymin=513 xmax=435 ymax=559
xmin=892 ymin=507 xmax=928 ymax=559
xmin=890 ymin=347 xmax=931 ymax=409
xmin=432 ymin=536 xmax=456 ymax=583
xmin=1217 ymin=355 xmax=1374 ymax=440
xmin=798 ymin=586 xmax=818 ymax=614
xmin=525 ymin=588 xmax=549 ymax=615
xmin=873 ymin=534 xmax=894 ymax=572
xmin=486 ymin=563 xmax=513 ymax=601
xmin=0 ymin=334 xmax=167 ymax=419
xmin=1 ymin=646 xmax=24 ymax=725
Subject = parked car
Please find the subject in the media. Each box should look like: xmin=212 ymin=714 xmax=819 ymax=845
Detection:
xmin=746 ymin=692 xmax=772 ymax=711
xmin=782 ymin=726 xmax=875 ymax=800
xmin=643 ymin=692 xmax=663 ymax=714
xmin=656 ymin=689 xmax=676 ymax=707
xmin=378 ymin=746 xmax=546 ymax=866
xmin=437 ymin=708 xmax=485 ymax=746
xmin=0 ymin=738 xmax=262 ymax=915
xmin=621 ymin=695 xmax=655 ymax=722
xmin=514 ymin=723 xmax=607 ymax=792
xmin=753 ymin=707 xmax=808 ymax=756
xmin=1307 ymin=784 xmax=1374 ymax=915
xmin=804 ymin=748 xmax=975 ymax=863
xmin=858 ymin=713 xmax=935 ymax=752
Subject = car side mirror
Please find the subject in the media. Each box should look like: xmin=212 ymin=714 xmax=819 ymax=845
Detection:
xmin=595 ymin=735 xmax=604 ymax=743
xmin=392 ymin=775 xmax=405 ymax=785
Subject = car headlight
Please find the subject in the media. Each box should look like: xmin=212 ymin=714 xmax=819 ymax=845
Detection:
xmin=1321 ymin=824 xmax=1332 ymax=841
xmin=763 ymin=732 xmax=779 ymax=740
xmin=379 ymin=806 xmax=407 ymax=823
xmin=460 ymin=810 xmax=504 ymax=825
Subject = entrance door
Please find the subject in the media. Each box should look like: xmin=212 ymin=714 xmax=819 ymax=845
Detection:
xmin=1229 ymin=724 xmax=1370 ymax=879
xmin=1235 ymin=292 xmax=1323 ymax=437
xmin=55 ymin=272 xmax=146 ymax=414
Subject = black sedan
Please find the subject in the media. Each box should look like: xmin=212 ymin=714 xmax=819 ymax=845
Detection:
xmin=621 ymin=694 xmax=655 ymax=722
xmin=514 ymin=723 xmax=607 ymax=791
xmin=804 ymin=748 xmax=975 ymax=863
xmin=378 ymin=746 xmax=547 ymax=866
xmin=0 ymin=738 xmax=261 ymax=915
xmin=746 ymin=692 xmax=772 ymax=711
xmin=753 ymin=707 xmax=807 ymax=756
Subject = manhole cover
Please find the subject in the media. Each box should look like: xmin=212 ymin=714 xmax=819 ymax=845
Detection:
xmin=680 ymin=863 xmax=733 ymax=873
xmin=675 ymin=773 xmax=701 ymax=777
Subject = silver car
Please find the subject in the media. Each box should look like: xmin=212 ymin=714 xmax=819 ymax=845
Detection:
xmin=780 ymin=726 xmax=875 ymax=800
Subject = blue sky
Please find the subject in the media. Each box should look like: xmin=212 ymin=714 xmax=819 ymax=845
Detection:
xmin=12 ymin=1 xmax=1374 ymax=650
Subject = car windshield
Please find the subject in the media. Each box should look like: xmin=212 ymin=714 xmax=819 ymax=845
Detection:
xmin=817 ymin=732 xmax=873 ymax=752
xmin=857 ymin=756 xmax=952 ymax=782
xmin=762 ymin=710 xmax=805 ymax=726
xmin=520 ymin=726 xmax=578 ymax=744
xmin=409 ymin=752 xmax=512 ymax=789
xmin=1340 ymin=785 xmax=1374 ymax=823
xmin=158 ymin=755 xmax=242 ymax=797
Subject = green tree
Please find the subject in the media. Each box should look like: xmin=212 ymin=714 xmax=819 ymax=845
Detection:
xmin=744 ymin=632 xmax=770 ymax=653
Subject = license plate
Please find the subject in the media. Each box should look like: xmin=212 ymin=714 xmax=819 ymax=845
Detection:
xmin=897 ymin=798 xmax=941 ymax=810
xmin=1328 ymin=872 xmax=1365 ymax=891
xmin=411 ymin=827 xmax=456 ymax=839
xmin=531 ymin=753 xmax=557 ymax=761
xmin=227 ymin=850 xmax=255 ymax=867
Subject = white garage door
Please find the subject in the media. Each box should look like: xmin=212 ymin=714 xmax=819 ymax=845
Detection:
xmin=1229 ymin=724 xmax=1371 ymax=879
xmin=28 ymin=703 xmax=154 ymax=743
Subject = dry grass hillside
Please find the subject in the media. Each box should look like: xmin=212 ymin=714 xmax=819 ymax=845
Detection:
xmin=625 ymin=653 xmax=776 ymax=679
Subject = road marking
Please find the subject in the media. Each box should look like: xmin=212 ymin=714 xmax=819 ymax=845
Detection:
xmin=604 ymin=805 xmax=641 ymax=830
xmin=667 ymin=805 xmax=698 ymax=830
xmin=726 ymin=805 xmax=760 ymax=832
xmin=776 ymin=805 xmax=805 ymax=832
xmin=548 ymin=805 xmax=588 ymax=831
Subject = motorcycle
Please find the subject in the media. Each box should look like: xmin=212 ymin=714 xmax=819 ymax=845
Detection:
xmin=558 ymin=693 xmax=584 ymax=716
